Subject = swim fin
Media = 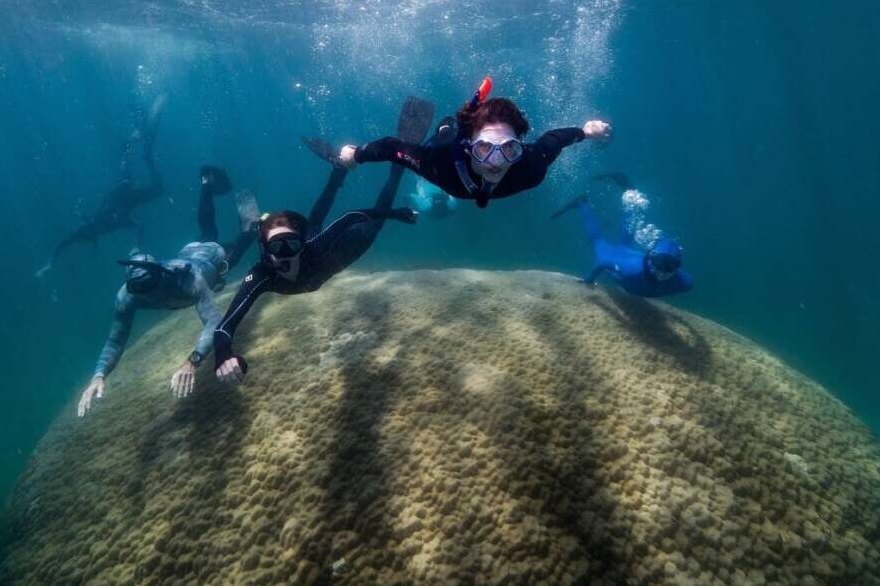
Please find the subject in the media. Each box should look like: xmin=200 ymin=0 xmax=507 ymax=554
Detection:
xmin=301 ymin=136 xmax=343 ymax=167
xmin=141 ymin=94 xmax=166 ymax=158
xmin=200 ymin=165 xmax=232 ymax=196
xmin=234 ymin=189 xmax=261 ymax=232
xmin=397 ymin=96 xmax=435 ymax=143
xmin=592 ymin=172 xmax=634 ymax=191
xmin=549 ymin=193 xmax=590 ymax=220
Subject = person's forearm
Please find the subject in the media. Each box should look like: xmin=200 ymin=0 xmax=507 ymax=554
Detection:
xmin=538 ymin=127 xmax=586 ymax=151
xmin=354 ymin=137 xmax=405 ymax=163
xmin=213 ymin=330 xmax=234 ymax=367
xmin=94 ymin=342 xmax=122 ymax=378
xmin=212 ymin=266 xmax=269 ymax=368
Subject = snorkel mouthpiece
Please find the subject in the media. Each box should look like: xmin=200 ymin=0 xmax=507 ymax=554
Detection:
xmin=469 ymin=76 xmax=493 ymax=109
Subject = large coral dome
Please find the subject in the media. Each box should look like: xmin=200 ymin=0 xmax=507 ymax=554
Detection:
xmin=2 ymin=270 xmax=879 ymax=585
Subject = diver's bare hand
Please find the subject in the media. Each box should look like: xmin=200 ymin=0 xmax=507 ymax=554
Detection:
xmin=170 ymin=360 xmax=197 ymax=398
xmin=215 ymin=357 xmax=246 ymax=384
xmin=583 ymin=120 xmax=613 ymax=141
xmin=78 ymin=376 xmax=105 ymax=417
xmin=338 ymin=145 xmax=358 ymax=169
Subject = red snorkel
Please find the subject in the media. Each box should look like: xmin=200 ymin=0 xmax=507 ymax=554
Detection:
xmin=469 ymin=76 xmax=493 ymax=110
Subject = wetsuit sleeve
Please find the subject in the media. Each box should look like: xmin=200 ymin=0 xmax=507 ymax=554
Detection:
xmin=192 ymin=277 xmax=222 ymax=358
xmin=354 ymin=137 xmax=429 ymax=174
xmin=94 ymin=288 xmax=139 ymax=378
xmin=213 ymin=264 xmax=273 ymax=368
xmin=532 ymin=128 xmax=586 ymax=166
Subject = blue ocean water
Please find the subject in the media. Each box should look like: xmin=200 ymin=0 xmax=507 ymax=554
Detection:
xmin=0 ymin=0 xmax=878 ymax=509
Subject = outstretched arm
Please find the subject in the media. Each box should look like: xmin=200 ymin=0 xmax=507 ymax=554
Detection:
xmin=94 ymin=288 xmax=138 ymax=379
xmin=532 ymin=128 xmax=588 ymax=165
xmin=339 ymin=137 xmax=430 ymax=175
xmin=79 ymin=288 xmax=138 ymax=416
xmin=170 ymin=277 xmax=222 ymax=398
xmin=213 ymin=264 xmax=273 ymax=382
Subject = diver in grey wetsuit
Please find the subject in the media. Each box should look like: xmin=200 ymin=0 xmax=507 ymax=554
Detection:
xmin=77 ymin=167 xmax=260 ymax=416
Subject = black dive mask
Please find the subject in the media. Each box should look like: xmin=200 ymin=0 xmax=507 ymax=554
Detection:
xmin=264 ymin=233 xmax=304 ymax=266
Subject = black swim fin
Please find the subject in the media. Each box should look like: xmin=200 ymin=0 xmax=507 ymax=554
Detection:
xmin=301 ymin=136 xmax=343 ymax=167
xmin=200 ymin=165 xmax=232 ymax=196
xmin=549 ymin=193 xmax=590 ymax=220
xmin=397 ymin=96 xmax=435 ymax=143
xmin=592 ymin=172 xmax=634 ymax=191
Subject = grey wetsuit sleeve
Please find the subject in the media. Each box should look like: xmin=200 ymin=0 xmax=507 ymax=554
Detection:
xmin=192 ymin=276 xmax=222 ymax=358
xmin=94 ymin=287 xmax=139 ymax=378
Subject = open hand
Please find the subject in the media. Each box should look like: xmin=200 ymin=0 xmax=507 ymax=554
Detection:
xmin=583 ymin=120 xmax=613 ymax=141
xmin=338 ymin=145 xmax=358 ymax=169
xmin=78 ymin=376 xmax=105 ymax=417
xmin=170 ymin=360 xmax=197 ymax=398
xmin=215 ymin=356 xmax=246 ymax=384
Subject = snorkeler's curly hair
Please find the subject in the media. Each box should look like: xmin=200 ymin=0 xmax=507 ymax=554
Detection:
xmin=456 ymin=97 xmax=530 ymax=139
xmin=260 ymin=211 xmax=309 ymax=242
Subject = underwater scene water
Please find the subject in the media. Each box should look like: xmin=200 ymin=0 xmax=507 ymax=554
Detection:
xmin=1 ymin=1 xmax=880 ymax=583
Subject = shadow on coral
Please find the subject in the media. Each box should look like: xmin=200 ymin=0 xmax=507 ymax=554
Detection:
xmin=303 ymin=289 xmax=402 ymax=581
xmin=594 ymin=287 xmax=713 ymax=378
xmin=126 ymin=381 xmax=252 ymax=584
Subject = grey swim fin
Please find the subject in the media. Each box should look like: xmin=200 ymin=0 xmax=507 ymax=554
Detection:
xmin=549 ymin=193 xmax=590 ymax=220
xmin=397 ymin=96 xmax=435 ymax=143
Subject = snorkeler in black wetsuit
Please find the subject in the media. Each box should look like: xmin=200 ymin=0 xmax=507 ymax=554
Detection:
xmin=212 ymin=97 xmax=434 ymax=383
xmin=337 ymin=78 xmax=613 ymax=208
xmin=36 ymin=95 xmax=167 ymax=278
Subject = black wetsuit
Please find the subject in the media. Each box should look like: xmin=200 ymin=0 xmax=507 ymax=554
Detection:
xmin=354 ymin=127 xmax=586 ymax=208
xmin=213 ymin=165 xmax=411 ymax=369
xmin=48 ymin=143 xmax=164 ymax=262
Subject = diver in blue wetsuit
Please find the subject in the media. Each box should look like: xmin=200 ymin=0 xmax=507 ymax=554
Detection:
xmin=551 ymin=177 xmax=693 ymax=298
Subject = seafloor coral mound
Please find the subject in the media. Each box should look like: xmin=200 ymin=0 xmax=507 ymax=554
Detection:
xmin=2 ymin=270 xmax=879 ymax=585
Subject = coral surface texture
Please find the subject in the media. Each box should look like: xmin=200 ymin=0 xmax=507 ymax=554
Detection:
xmin=2 ymin=270 xmax=879 ymax=585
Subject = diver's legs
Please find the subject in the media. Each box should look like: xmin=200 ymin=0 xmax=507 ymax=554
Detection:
xmin=142 ymin=148 xmax=164 ymax=199
xmin=36 ymin=221 xmax=101 ymax=277
xmin=306 ymin=207 xmax=416 ymax=278
xmin=198 ymin=184 xmax=219 ymax=242
xmin=307 ymin=167 xmax=348 ymax=238
xmin=373 ymin=164 xmax=406 ymax=214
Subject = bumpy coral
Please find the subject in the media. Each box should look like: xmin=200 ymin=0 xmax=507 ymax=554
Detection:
xmin=2 ymin=270 xmax=879 ymax=585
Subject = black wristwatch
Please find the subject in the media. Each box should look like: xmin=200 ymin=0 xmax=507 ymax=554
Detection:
xmin=189 ymin=351 xmax=204 ymax=366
